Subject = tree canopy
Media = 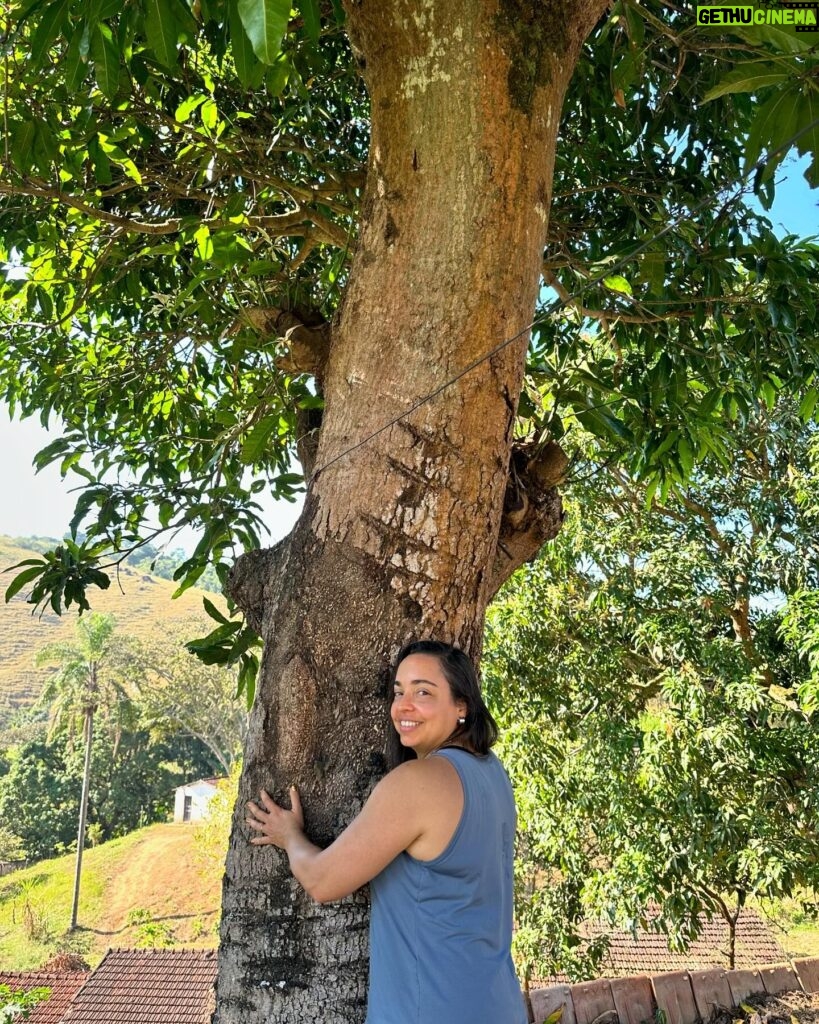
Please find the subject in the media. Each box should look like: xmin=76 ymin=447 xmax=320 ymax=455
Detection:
xmin=485 ymin=402 xmax=819 ymax=981
xmin=2 ymin=1 xmax=819 ymax=657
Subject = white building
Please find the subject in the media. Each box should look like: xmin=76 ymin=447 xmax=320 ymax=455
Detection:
xmin=173 ymin=777 xmax=223 ymax=823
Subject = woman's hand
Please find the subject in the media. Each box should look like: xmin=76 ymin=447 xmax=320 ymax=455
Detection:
xmin=246 ymin=786 xmax=305 ymax=850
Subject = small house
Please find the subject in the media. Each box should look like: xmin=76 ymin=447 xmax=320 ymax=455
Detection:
xmin=173 ymin=778 xmax=223 ymax=823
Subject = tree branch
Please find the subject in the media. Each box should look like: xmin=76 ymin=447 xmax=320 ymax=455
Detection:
xmin=488 ymin=441 xmax=568 ymax=600
xmin=0 ymin=179 xmax=350 ymax=247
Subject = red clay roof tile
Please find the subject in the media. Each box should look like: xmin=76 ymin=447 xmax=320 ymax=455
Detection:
xmin=59 ymin=949 xmax=217 ymax=1024
xmin=0 ymin=970 xmax=90 ymax=1024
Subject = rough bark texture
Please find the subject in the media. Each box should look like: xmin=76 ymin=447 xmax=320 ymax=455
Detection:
xmin=215 ymin=2 xmax=610 ymax=1021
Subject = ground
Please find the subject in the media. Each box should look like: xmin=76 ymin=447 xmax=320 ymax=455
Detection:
xmin=714 ymin=990 xmax=819 ymax=1024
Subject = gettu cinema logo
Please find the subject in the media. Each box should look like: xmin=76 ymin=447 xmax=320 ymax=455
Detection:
xmin=697 ymin=2 xmax=819 ymax=30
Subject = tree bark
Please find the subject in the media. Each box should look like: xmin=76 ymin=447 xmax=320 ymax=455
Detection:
xmin=215 ymin=2 xmax=609 ymax=1020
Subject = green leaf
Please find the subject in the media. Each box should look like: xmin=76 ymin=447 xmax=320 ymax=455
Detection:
xmin=203 ymin=596 xmax=230 ymax=624
xmin=296 ymin=0 xmax=320 ymax=40
xmin=702 ymin=66 xmax=789 ymax=103
xmin=194 ymin=225 xmax=214 ymax=260
xmin=228 ymin=0 xmax=263 ymax=88
xmin=799 ymin=387 xmax=818 ymax=422
xmin=603 ymin=274 xmax=633 ymax=296
xmin=5 ymin=563 xmax=47 ymax=603
xmin=144 ymin=0 xmax=179 ymax=68
xmin=30 ymin=0 xmax=71 ymax=68
xmin=240 ymin=415 xmax=278 ymax=464
xmin=63 ymin=27 xmax=87 ymax=93
xmin=794 ymin=90 xmax=819 ymax=188
xmin=90 ymin=22 xmax=120 ymax=99
xmin=237 ymin=0 xmax=290 ymax=64
xmin=745 ymin=85 xmax=799 ymax=177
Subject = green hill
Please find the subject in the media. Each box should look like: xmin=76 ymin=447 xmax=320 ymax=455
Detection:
xmin=0 ymin=822 xmax=221 ymax=970
xmin=0 ymin=535 xmax=226 ymax=727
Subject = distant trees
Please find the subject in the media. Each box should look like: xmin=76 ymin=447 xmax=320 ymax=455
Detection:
xmin=485 ymin=403 xmax=819 ymax=979
xmin=125 ymin=624 xmax=247 ymax=774
xmin=0 ymin=616 xmax=243 ymax=869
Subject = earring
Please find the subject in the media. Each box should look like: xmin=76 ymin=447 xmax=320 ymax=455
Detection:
xmin=458 ymin=717 xmax=466 ymax=724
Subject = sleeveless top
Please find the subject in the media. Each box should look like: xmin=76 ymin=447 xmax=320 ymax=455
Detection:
xmin=365 ymin=747 xmax=527 ymax=1024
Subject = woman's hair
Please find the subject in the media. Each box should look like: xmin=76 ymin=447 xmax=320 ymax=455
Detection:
xmin=392 ymin=639 xmax=499 ymax=756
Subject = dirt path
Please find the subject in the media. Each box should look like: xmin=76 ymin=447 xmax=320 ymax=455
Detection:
xmin=92 ymin=824 xmax=220 ymax=943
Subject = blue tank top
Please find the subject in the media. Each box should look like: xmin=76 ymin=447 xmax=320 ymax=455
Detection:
xmin=365 ymin=747 xmax=527 ymax=1024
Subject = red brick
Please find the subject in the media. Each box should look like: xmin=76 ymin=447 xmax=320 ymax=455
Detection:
xmin=611 ymin=974 xmax=655 ymax=1024
xmin=726 ymin=968 xmax=764 ymax=1005
xmin=652 ymin=971 xmax=699 ymax=1024
xmin=794 ymin=957 xmax=819 ymax=994
xmin=760 ymin=962 xmax=800 ymax=995
xmin=572 ymin=978 xmax=615 ymax=1024
xmin=530 ymin=984 xmax=576 ymax=1024
xmin=690 ymin=969 xmax=733 ymax=1021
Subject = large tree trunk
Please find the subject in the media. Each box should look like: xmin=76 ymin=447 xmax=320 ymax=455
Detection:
xmin=214 ymin=2 xmax=608 ymax=1020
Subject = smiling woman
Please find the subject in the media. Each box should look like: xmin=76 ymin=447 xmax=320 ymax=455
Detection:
xmin=245 ymin=639 xmax=526 ymax=1024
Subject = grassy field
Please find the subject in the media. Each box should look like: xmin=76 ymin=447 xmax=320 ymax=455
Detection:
xmin=0 ymin=535 xmax=226 ymax=725
xmin=0 ymin=822 xmax=221 ymax=971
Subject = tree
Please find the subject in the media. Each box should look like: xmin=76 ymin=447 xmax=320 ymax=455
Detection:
xmin=0 ymin=718 xmax=223 ymax=860
xmin=125 ymin=624 xmax=247 ymax=773
xmin=34 ymin=612 xmax=127 ymax=929
xmin=2 ymin=1 xmax=819 ymax=1018
xmin=484 ymin=405 xmax=819 ymax=975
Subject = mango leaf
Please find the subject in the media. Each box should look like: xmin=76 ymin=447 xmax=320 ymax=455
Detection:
xmin=240 ymin=414 xmax=278 ymax=464
xmin=63 ymin=27 xmax=87 ymax=93
xmin=603 ymin=274 xmax=633 ymax=296
xmin=237 ymin=0 xmax=290 ymax=64
xmin=228 ymin=0 xmax=263 ymax=88
xmin=296 ymin=0 xmax=320 ymax=40
xmin=4 ymin=561 xmax=48 ymax=603
xmin=702 ymin=65 xmax=790 ymax=103
xmin=744 ymin=84 xmax=799 ymax=180
xmin=29 ymin=0 xmax=71 ymax=68
xmin=144 ymin=0 xmax=179 ymax=68
xmin=90 ymin=23 xmax=120 ymax=99
xmin=794 ymin=89 xmax=819 ymax=187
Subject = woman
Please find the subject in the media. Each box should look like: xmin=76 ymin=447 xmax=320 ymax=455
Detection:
xmin=246 ymin=639 xmax=528 ymax=1024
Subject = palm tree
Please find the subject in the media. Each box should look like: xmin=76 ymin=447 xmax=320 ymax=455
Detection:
xmin=35 ymin=612 xmax=128 ymax=930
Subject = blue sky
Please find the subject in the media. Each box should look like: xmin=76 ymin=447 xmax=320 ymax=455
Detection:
xmin=1 ymin=157 xmax=817 ymax=550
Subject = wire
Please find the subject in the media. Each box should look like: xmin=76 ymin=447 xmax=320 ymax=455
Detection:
xmin=310 ymin=113 xmax=819 ymax=485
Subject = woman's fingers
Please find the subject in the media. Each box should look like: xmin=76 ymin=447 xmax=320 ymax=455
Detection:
xmin=289 ymin=785 xmax=304 ymax=827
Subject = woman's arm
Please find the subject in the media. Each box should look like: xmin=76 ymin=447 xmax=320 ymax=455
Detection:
xmin=246 ymin=759 xmax=446 ymax=902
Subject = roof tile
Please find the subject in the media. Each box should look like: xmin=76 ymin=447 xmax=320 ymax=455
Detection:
xmin=59 ymin=949 xmax=217 ymax=1024
xmin=0 ymin=971 xmax=90 ymax=1024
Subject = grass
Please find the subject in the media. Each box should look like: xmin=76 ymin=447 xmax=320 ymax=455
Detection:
xmin=0 ymin=822 xmax=221 ymax=971
xmin=0 ymin=535 xmax=227 ymax=727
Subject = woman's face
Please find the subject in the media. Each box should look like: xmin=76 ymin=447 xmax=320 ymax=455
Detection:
xmin=391 ymin=653 xmax=467 ymax=759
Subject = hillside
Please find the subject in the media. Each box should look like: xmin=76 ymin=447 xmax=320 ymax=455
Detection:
xmin=0 ymin=822 xmax=221 ymax=970
xmin=0 ymin=535 xmax=226 ymax=725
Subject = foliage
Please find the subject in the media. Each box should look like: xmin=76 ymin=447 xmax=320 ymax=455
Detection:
xmin=0 ymin=824 xmax=26 ymax=861
xmin=193 ymin=760 xmax=240 ymax=887
xmin=35 ymin=612 xmax=130 ymax=741
xmin=0 ymin=722 xmax=215 ymax=861
xmin=0 ymin=1 xmax=817 ymax=675
xmin=0 ymin=984 xmax=50 ymax=1024
xmin=124 ymin=621 xmax=247 ymax=770
xmin=127 ymin=906 xmax=176 ymax=948
xmin=485 ymin=406 xmax=819 ymax=977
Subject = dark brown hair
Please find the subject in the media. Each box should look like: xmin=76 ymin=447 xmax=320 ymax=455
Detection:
xmin=392 ymin=640 xmax=499 ymax=757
